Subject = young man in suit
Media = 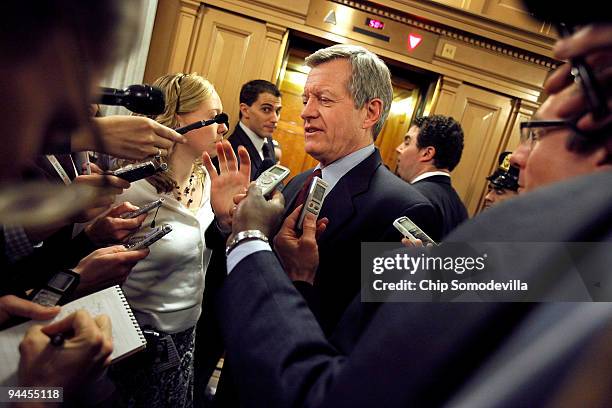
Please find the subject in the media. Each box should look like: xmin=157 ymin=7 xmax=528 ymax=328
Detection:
xmin=228 ymin=80 xmax=282 ymax=179
xmin=395 ymin=115 xmax=468 ymax=238
xmin=482 ymin=151 xmax=519 ymax=210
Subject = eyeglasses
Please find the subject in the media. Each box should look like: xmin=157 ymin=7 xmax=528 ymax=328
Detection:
xmin=556 ymin=23 xmax=609 ymax=121
xmin=175 ymin=112 xmax=230 ymax=135
xmin=519 ymin=119 xmax=578 ymax=145
xmin=175 ymin=74 xmax=186 ymax=113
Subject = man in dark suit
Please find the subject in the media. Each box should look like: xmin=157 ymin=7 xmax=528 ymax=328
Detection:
xmin=395 ymin=115 xmax=468 ymax=239
xmin=208 ymin=46 xmax=436 ymax=407
xmin=279 ymin=44 xmax=437 ymax=335
xmin=227 ymin=80 xmax=282 ymax=179
xmin=215 ymin=122 xmax=612 ymax=408
xmin=216 ymin=169 xmax=612 ymax=407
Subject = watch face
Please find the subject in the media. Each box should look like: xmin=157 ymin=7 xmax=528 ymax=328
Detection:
xmin=48 ymin=272 xmax=75 ymax=292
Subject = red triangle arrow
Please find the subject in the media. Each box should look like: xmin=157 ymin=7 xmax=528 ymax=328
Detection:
xmin=408 ymin=34 xmax=422 ymax=50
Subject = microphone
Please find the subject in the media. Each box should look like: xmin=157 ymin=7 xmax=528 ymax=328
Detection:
xmin=175 ymin=113 xmax=229 ymax=135
xmin=98 ymin=84 xmax=166 ymax=115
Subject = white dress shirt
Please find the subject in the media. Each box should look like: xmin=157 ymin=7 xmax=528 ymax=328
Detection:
xmin=114 ymin=169 xmax=214 ymax=333
xmin=239 ymin=122 xmax=266 ymax=161
xmin=410 ymin=170 xmax=450 ymax=184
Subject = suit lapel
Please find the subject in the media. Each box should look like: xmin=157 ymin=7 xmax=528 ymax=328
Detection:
xmin=230 ymin=125 xmax=262 ymax=170
xmin=282 ymin=150 xmax=382 ymax=233
xmin=318 ymin=150 xmax=382 ymax=245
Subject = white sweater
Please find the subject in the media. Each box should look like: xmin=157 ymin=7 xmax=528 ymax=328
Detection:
xmin=114 ymin=171 xmax=214 ymax=333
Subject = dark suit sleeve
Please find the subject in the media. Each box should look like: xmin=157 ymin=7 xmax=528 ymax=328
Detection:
xmin=6 ymin=226 xmax=97 ymax=291
xmin=218 ymin=251 xmax=343 ymax=407
xmin=218 ymin=250 xmax=521 ymax=408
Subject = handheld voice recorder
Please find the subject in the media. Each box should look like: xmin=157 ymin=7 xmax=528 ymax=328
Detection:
xmin=296 ymin=176 xmax=328 ymax=231
xmin=120 ymin=198 xmax=165 ymax=219
xmin=111 ymin=158 xmax=168 ymax=182
xmin=125 ymin=224 xmax=173 ymax=250
xmin=255 ymin=164 xmax=290 ymax=196
xmin=393 ymin=216 xmax=437 ymax=246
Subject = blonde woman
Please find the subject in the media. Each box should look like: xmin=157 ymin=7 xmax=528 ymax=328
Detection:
xmin=110 ymin=73 xmax=228 ymax=407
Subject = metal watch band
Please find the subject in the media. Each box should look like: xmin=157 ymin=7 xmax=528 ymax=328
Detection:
xmin=225 ymin=230 xmax=269 ymax=256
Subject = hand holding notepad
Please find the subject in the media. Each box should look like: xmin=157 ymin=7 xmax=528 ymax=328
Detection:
xmin=0 ymin=286 xmax=146 ymax=387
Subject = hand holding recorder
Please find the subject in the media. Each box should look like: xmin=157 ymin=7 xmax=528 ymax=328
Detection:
xmin=393 ymin=216 xmax=437 ymax=247
xmin=274 ymin=205 xmax=328 ymax=284
xmin=85 ymin=201 xmax=152 ymax=246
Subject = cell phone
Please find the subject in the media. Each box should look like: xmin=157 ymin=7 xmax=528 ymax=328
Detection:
xmin=120 ymin=198 xmax=164 ymax=219
xmin=125 ymin=224 xmax=173 ymax=250
xmin=255 ymin=164 xmax=290 ymax=196
xmin=393 ymin=216 xmax=437 ymax=246
xmin=30 ymin=270 xmax=80 ymax=306
xmin=111 ymin=158 xmax=168 ymax=182
xmin=296 ymin=176 xmax=328 ymax=231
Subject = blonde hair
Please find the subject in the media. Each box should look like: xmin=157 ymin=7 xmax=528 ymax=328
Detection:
xmin=146 ymin=72 xmax=216 ymax=193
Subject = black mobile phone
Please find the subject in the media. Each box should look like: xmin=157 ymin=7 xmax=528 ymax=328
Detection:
xmin=29 ymin=269 xmax=80 ymax=306
xmin=125 ymin=224 xmax=173 ymax=250
xmin=111 ymin=158 xmax=168 ymax=182
xmin=120 ymin=198 xmax=164 ymax=219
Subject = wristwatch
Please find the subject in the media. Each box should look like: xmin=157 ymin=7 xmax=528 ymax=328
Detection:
xmin=225 ymin=230 xmax=269 ymax=256
xmin=30 ymin=269 xmax=80 ymax=306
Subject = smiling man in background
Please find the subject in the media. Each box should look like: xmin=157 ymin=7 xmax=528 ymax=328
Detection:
xmin=228 ymin=79 xmax=282 ymax=179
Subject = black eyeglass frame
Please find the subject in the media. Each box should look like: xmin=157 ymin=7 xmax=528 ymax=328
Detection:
xmin=520 ymin=118 xmax=611 ymax=149
xmin=175 ymin=74 xmax=186 ymax=113
xmin=519 ymin=119 xmax=578 ymax=144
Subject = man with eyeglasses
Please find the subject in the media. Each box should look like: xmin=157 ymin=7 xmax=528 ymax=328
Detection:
xmin=510 ymin=93 xmax=611 ymax=192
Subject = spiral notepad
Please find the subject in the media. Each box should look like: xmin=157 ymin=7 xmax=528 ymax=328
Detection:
xmin=0 ymin=285 xmax=147 ymax=385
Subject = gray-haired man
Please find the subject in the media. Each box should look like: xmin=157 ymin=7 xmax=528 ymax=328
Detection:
xmin=270 ymin=44 xmax=438 ymax=334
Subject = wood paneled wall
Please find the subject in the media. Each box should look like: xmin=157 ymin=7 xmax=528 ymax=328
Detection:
xmin=144 ymin=0 xmax=556 ymax=215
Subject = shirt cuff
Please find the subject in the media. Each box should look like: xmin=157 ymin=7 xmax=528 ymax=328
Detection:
xmin=226 ymin=240 xmax=272 ymax=275
xmin=3 ymin=225 xmax=35 ymax=263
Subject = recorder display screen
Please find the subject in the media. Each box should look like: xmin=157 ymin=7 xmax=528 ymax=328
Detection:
xmin=314 ymin=184 xmax=325 ymax=200
xmin=270 ymin=167 xmax=286 ymax=175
